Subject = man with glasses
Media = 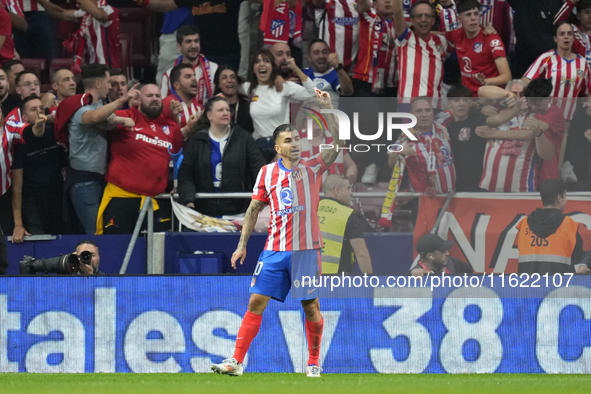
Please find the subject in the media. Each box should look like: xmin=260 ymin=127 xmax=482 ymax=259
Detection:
xmin=318 ymin=174 xmax=373 ymax=274
xmin=394 ymin=0 xmax=448 ymax=102
xmin=5 ymin=70 xmax=41 ymax=123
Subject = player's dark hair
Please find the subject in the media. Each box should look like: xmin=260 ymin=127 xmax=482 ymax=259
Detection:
xmin=170 ymin=64 xmax=194 ymax=86
xmin=1 ymin=59 xmax=23 ymax=74
xmin=553 ymin=21 xmax=574 ymax=36
xmin=409 ymin=0 xmax=435 ymax=18
xmin=213 ymin=65 xmax=245 ymax=95
xmin=193 ymin=96 xmax=230 ymax=131
xmin=578 ymin=0 xmax=591 ymax=13
xmin=75 ymin=240 xmax=100 ymax=256
xmin=539 ymin=179 xmax=567 ymax=206
xmin=176 ymin=24 xmax=200 ymax=45
xmin=273 ymin=124 xmax=295 ymax=143
xmin=447 ymin=84 xmax=473 ymax=98
xmin=81 ymin=64 xmax=110 ymax=89
xmin=20 ymin=95 xmax=41 ymax=114
xmin=524 ymin=78 xmax=553 ymax=99
xmin=109 ymin=68 xmax=127 ymax=80
xmin=15 ymin=70 xmax=39 ymax=87
xmin=456 ymin=0 xmax=480 ymax=14
xmin=248 ymin=49 xmax=280 ymax=99
xmin=309 ymin=39 xmax=329 ymax=53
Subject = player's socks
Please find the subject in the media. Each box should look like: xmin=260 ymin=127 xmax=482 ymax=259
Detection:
xmin=232 ymin=311 xmax=263 ymax=363
xmin=305 ymin=316 xmax=324 ymax=366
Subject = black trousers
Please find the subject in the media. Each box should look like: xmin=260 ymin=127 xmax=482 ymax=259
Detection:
xmin=102 ymin=197 xmax=172 ymax=235
xmin=0 ymin=226 xmax=8 ymax=274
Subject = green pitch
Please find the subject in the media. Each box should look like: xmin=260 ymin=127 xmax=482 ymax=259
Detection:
xmin=2 ymin=373 xmax=591 ymax=394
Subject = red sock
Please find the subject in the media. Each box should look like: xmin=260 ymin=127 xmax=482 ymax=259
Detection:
xmin=232 ymin=311 xmax=262 ymax=363
xmin=305 ymin=316 xmax=324 ymax=366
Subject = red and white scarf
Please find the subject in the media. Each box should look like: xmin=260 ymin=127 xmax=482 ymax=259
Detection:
xmin=261 ymin=0 xmax=303 ymax=47
xmin=171 ymin=54 xmax=213 ymax=106
xmin=369 ymin=16 xmax=395 ymax=94
xmin=435 ymin=0 xmax=460 ymax=32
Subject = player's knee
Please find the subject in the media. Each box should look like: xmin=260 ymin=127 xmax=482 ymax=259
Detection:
xmin=301 ymin=299 xmax=320 ymax=320
xmin=247 ymin=295 xmax=269 ymax=314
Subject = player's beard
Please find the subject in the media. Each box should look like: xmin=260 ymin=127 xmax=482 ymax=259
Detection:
xmin=141 ymin=102 xmax=163 ymax=118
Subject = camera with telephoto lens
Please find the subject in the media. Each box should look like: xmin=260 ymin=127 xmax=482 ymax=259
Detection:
xmin=19 ymin=251 xmax=92 ymax=275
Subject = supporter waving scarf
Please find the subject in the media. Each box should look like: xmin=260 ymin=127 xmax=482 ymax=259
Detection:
xmin=261 ymin=0 xmax=303 ymax=48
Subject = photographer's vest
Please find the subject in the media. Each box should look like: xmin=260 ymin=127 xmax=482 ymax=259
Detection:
xmin=318 ymin=198 xmax=355 ymax=274
xmin=516 ymin=216 xmax=579 ymax=269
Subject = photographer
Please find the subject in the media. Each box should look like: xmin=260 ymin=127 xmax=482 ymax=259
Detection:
xmin=74 ymin=240 xmax=102 ymax=275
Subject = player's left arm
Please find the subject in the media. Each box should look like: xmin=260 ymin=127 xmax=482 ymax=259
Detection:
xmin=318 ymin=90 xmax=344 ymax=167
xmin=484 ymin=57 xmax=512 ymax=87
xmin=231 ymin=199 xmax=267 ymax=268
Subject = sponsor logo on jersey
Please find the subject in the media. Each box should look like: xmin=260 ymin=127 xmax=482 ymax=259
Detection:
xmin=135 ymin=133 xmax=172 ymax=149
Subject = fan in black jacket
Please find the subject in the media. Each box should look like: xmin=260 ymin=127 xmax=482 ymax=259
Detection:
xmin=178 ymin=96 xmax=266 ymax=217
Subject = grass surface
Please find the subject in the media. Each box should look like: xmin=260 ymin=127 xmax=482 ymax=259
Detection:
xmin=2 ymin=373 xmax=591 ymax=394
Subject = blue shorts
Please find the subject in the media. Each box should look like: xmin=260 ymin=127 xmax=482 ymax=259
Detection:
xmin=249 ymin=250 xmax=321 ymax=302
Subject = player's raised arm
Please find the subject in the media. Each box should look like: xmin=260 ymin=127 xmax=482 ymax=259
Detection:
xmin=317 ymin=89 xmax=344 ymax=167
xmin=231 ymin=199 xmax=266 ymax=268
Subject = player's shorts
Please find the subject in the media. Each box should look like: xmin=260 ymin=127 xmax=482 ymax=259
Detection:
xmin=249 ymin=249 xmax=321 ymax=302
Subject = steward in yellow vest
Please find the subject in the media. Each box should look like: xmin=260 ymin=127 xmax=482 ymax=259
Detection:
xmin=516 ymin=180 xmax=585 ymax=274
xmin=318 ymin=175 xmax=373 ymax=274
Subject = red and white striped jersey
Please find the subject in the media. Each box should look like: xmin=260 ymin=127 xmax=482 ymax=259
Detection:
xmin=4 ymin=0 xmax=41 ymax=13
xmin=524 ymin=50 xmax=591 ymax=120
xmin=0 ymin=119 xmax=26 ymax=195
xmin=353 ymin=10 xmax=397 ymax=88
xmin=478 ymin=1 xmax=512 ymax=48
xmin=396 ymin=28 xmax=447 ymax=100
xmin=554 ymin=1 xmax=591 ymax=70
xmin=479 ymin=113 xmax=537 ymax=192
xmin=253 ymin=156 xmax=329 ymax=252
xmin=299 ymin=129 xmax=346 ymax=183
xmin=395 ymin=124 xmax=456 ymax=193
xmin=315 ymin=0 xmax=359 ymax=73
xmin=75 ymin=4 xmax=120 ymax=68
xmin=5 ymin=107 xmax=22 ymax=124
xmin=162 ymin=95 xmax=202 ymax=129
xmin=436 ymin=1 xmax=460 ymax=32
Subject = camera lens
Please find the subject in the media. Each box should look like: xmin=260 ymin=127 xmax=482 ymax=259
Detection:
xmin=80 ymin=251 xmax=92 ymax=265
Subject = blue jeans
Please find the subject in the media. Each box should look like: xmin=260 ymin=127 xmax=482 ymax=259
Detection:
xmin=69 ymin=181 xmax=104 ymax=235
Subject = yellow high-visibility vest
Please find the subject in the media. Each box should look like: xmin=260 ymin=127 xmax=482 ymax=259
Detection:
xmin=318 ymin=198 xmax=354 ymax=274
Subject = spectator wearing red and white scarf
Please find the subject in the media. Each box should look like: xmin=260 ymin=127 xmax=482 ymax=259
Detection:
xmin=160 ymin=25 xmax=218 ymax=108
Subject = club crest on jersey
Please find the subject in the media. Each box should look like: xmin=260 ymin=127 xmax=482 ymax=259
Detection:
xmin=292 ymin=168 xmax=303 ymax=181
xmin=459 ymin=127 xmax=471 ymax=141
xmin=474 ymin=43 xmax=483 ymax=53
xmin=162 ymin=126 xmax=170 ymax=135
xmin=271 ymin=20 xmax=286 ymax=38
xmin=280 ymin=187 xmax=292 ymax=206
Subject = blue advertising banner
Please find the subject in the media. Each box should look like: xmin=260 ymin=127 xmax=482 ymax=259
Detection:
xmin=1 ymin=276 xmax=590 ymax=374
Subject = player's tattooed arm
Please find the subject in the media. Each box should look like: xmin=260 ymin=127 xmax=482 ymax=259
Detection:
xmin=317 ymin=90 xmax=345 ymax=167
xmin=232 ymin=199 xmax=266 ymax=268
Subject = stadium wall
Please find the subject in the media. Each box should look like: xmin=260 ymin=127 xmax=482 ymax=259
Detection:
xmin=1 ymin=276 xmax=590 ymax=373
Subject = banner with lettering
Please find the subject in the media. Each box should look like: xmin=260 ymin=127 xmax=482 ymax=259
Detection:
xmin=413 ymin=194 xmax=591 ymax=273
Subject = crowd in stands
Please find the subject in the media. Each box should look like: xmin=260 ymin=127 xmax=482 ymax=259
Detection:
xmin=1 ymin=0 xmax=591 ymax=241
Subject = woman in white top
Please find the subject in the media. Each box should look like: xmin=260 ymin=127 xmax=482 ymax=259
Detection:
xmin=242 ymin=49 xmax=317 ymax=161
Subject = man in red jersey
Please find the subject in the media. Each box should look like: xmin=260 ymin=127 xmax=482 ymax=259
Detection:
xmin=211 ymin=90 xmax=342 ymax=378
xmin=445 ymin=0 xmax=511 ymax=95
xmin=96 ymin=84 xmax=184 ymax=234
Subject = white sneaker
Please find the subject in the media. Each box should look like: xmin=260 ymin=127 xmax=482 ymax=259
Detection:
xmin=306 ymin=365 xmax=322 ymax=377
xmin=561 ymin=161 xmax=578 ymax=183
xmin=211 ymin=357 xmax=244 ymax=376
xmin=361 ymin=164 xmax=378 ymax=184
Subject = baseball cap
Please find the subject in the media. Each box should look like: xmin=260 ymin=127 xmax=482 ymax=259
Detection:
xmin=416 ymin=234 xmax=454 ymax=254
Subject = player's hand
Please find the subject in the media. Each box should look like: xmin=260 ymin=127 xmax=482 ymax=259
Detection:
xmin=231 ymin=247 xmax=247 ymax=269
xmin=121 ymin=117 xmax=135 ymax=128
xmin=577 ymin=264 xmax=590 ymax=274
xmin=286 ymin=57 xmax=299 ymax=72
xmin=78 ymin=263 xmax=94 ymax=275
xmin=474 ymin=72 xmax=487 ymax=85
xmin=11 ymin=226 xmax=30 ymax=244
xmin=482 ymin=25 xmax=498 ymax=35
xmin=122 ymin=83 xmax=141 ymax=103
xmin=170 ymin=100 xmax=183 ymax=116
xmin=315 ymin=88 xmax=332 ymax=108
xmin=328 ymin=53 xmax=340 ymax=68
xmin=410 ymin=268 xmax=427 ymax=278
xmin=187 ymin=113 xmax=200 ymax=132
xmin=524 ymin=117 xmax=540 ymax=133
xmin=475 ymin=125 xmax=497 ymax=139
